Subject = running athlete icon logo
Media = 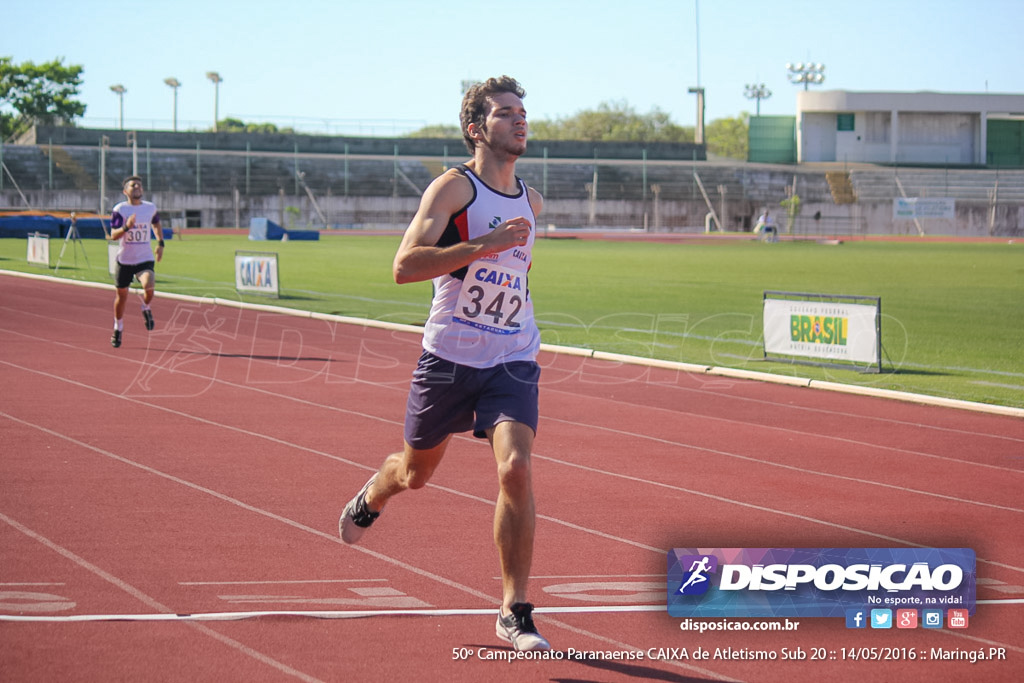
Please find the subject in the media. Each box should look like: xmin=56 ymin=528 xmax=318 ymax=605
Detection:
xmin=667 ymin=548 xmax=976 ymax=619
xmin=676 ymin=555 xmax=718 ymax=596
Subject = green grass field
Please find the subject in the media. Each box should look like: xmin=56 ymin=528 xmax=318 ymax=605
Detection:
xmin=3 ymin=233 xmax=1022 ymax=409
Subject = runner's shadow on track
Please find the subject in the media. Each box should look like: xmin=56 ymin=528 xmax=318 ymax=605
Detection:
xmin=161 ymin=349 xmax=340 ymax=363
xmin=469 ymin=646 xmax=706 ymax=682
xmin=225 ymin=353 xmax=338 ymax=362
xmin=556 ymin=658 xmax=709 ymax=683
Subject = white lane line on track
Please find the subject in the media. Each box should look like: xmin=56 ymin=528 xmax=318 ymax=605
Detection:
xmin=4 ymin=265 xmax=1024 ymax=424
xmin=3 ymin=288 xmax=1022 ymax=448
xmin=3 ymin=320 xmax=1020 ymax=522
xmin=0 ymin=605 xmax=667 ymax=622
xmin=541 ymin=415 xmax=1024 ymax=514
xmin=0 ymin=511 xmax=324 ymax=682
xmin=2 ymin=323 xmax=1020 ymax=512
xmin=538 ymin=372 xmax=1024 ymax=443
xmin=0 ymin=412 xmax=736 ymax=681
xmin=179 ymin=578 xmax=389 ymax=585
xmin=4 ymin=600 xmax=1022 ymax=623
xmin=8 ymin=274 xmax=1024 ymax=671
xmin=4 ymin=603 xmax=1023 ymax=660
xmin=4 ymin=301 xmax=1019 ymax=671
xmin=11 ymin=265 xmax=1021 ymax=392
xmin=543 ymin=383 xmax=1024 ymax=458
xmin=0 ymin=582 xmax=65 ymax=586
xmin=3 ymin=359 xmax=1024 ymax=575
xmin=3 ymin=308 xmax=1020 ymax=479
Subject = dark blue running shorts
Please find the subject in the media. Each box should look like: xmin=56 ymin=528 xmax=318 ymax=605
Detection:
xmin=403 ymin=351 xmax=540 ymax=450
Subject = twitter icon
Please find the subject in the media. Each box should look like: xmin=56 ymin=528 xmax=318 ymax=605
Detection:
xmin=870 ymin=609 xmax=893 ymax=629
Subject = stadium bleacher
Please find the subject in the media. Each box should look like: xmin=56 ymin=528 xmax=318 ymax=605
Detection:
xmin=3 ymin=133 xmax=1022 ymax=236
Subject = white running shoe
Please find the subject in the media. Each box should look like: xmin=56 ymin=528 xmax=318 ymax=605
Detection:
xmin=496 ymin=602 xmax=550 ymax=651
xmin=339 ymin=475 xmax=379 ymax=544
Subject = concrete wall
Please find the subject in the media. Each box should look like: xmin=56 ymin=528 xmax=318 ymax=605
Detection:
xmin=26 ymin=125 xmax=705 ymax=162
xmin=4 ymin=189 xmax=1019 ymax=237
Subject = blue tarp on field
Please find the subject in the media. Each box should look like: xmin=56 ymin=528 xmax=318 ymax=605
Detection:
xmin=0 ymin=215 xmax=173 ymax=240
xmin=249 ymin=217 xmax=318 ymax=241
xmin=249 ymin=217 xmax=286 ymax=240
xmin=284 ymin=230 xmax=320 ymax=241
xmin=0 ymin=215 xmax=61 ymax=238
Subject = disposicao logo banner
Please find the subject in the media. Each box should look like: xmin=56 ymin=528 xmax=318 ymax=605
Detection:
xmin=667 ymin=548 xmax=975 ymax=618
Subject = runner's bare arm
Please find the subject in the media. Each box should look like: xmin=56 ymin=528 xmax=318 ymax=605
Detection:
xmin=393 ymin=171 xmax=535 ymax=284
xmin=527 ymin=186 xmax=544 ymax=218
xmin=151 ymin=216 xmax=164 ymax=262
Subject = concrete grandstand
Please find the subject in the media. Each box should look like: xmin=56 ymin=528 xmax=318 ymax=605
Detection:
xmin=2 ymin=124 xmax=1022 ymax=237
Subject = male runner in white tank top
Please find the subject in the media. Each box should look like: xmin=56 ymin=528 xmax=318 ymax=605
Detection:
xmin=340 ymin=76 xmax=550 ymax=651
xmin=108 ymin=175 xmax=164 ymax=348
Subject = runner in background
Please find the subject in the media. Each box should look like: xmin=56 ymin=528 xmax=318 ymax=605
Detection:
xmin=108 ymin=175 xmax=164 ymax=348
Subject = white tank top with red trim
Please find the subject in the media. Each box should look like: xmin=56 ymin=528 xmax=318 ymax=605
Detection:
xmin=421 ymin=167 xmax=540 ymax=369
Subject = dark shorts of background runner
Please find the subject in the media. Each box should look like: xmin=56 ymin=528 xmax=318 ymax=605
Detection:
xmin=403 ymin=351 xmax=540 ymax=450
xmin=115 ymin=260 xmax=155 ymax=289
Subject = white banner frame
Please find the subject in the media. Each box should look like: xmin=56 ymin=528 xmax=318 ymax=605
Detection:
xmin=234 ymin=251 xmax=280 ymax=298
xmin=107 ymin=241 xmax=119 ymax=277
xmin=27 ymin=232 xmax=51 ymax=267
xmin=763 ymin=291 xmax=881 ymax=373
xmin=893 ymin=197 xmax=955 ymax=220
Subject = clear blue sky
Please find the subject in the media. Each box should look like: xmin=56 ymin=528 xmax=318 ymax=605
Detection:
xmin=6 ymin=0 xmax=1023 ymax=135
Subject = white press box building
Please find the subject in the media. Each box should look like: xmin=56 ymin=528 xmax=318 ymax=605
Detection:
xmin=795 ymin=90 xmax=1024 ymax=167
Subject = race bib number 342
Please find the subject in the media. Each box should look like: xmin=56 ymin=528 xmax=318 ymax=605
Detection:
xmin=453 ymin=262 xmax=525 ymax=335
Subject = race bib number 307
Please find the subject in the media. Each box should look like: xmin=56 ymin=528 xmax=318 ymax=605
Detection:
xmin=124 ymin=226 xmax=148 ymax=242
xmin=453 ymin=262 xmax=525 ymax=335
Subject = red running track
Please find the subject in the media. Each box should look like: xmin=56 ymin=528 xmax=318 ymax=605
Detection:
xmin=1 ymin=273 xmax=1022 ymax=682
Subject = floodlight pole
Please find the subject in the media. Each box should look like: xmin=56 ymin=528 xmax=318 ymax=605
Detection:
xmin=206 ymin=71 xmax=222 ymax=132
xmin=688 ymin=87 xmax=705 ymax=145
xmin=109 ymin=84 xmax=126 ymax=130
xmin=99 ymin=135 xmax=109 ymax=214
xmin=744 ymin=83 xmax=772 ymax=116
xmin=691 ymin=0 xmax=704 ymax=145
xmin=164 ymin=77 xmax=181 ymax=132
xmin=786 ymin=62 xmax=826 ymax=91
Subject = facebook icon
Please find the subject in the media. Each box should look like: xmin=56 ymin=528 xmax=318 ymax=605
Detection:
xmin=845 ymin=609 xmax=867 ymax=629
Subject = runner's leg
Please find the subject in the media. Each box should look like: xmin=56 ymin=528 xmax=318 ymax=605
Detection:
xmin=488 ymin=420 xmax=536 ymax=613
xmin=364 ymin=436 xmax=452 ymax=512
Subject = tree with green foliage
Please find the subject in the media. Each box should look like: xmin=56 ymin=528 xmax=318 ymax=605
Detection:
xmin=705 ymin=113 xmax=749 ymax=160
xmin=0 ymin=57 xmax=86 ymax=139
xmin=529 ymin=100 xmax=692 ymax=143
xmin=405 ymin=100 xmax=751 ymax=156
xmin=216 ymin=117 xmax=294 ymax=134
xmin=780 ymin=192 xmax=801 ymax=233
xmin=405 ymin=123 xmax=460 ymax=139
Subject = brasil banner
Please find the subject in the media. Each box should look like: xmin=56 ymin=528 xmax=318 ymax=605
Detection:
xmin=763 ymin=293 xmax=879 ymax=369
